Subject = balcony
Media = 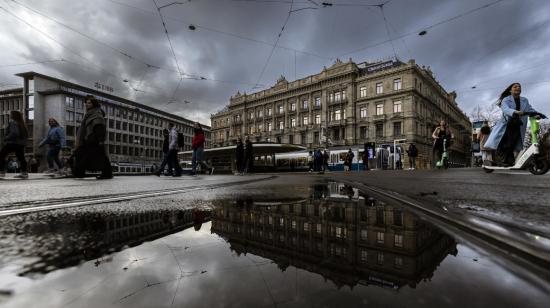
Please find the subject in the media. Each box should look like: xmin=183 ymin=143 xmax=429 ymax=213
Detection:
xmin=328 ymin=98 xmax=347 ymax=106
xmin=328 ymin=119 xmax=346 ymax=127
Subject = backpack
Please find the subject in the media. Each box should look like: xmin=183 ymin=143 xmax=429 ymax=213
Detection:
xmin=409 ymin=145 xmax=418 ymax=157
xmin=177 ymin=132 xmax=185 ymax=148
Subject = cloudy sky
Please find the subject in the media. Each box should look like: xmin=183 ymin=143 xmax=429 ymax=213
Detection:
xmin=1 ymin=0 xmax=550 ymax=125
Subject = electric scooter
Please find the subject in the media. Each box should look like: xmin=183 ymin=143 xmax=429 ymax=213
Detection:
xmin=436 ymin=138 xmax=449 ymax=169
xmin=483 ymin=112 xmax=549 ymax=175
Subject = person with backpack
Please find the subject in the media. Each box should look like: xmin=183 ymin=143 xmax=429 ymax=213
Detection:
xmin=167 ymin=123 xmax=183 ymax=177
xmin=39 ymin=118 xmax=66 ymax=175
xmin=407 ymin=143 xmax=418 ymax=170
xmin=0 ymin=111 xmax=29 ymax=179
xmin=191 ymin=122 xmax=213 ymax=176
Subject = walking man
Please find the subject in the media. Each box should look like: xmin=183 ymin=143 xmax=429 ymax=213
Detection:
xmin=406 ymin=143 xmax=418 ymax=170
xmin=167 ymin=123 xmax=183 ymax=177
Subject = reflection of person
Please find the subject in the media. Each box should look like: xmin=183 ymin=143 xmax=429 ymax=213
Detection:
xmin=73 ymin=95 xmax=112 ymax=179
xmin=0 ymin=111 xmax=29 ymax=179
xmin=39 ymin=118 xmax=66 ymax=174
xmin=432 ymin=120 xmax=453 ymax=167
xmin=235 ymin=138 xmax=245 ymax=175
xmin=484 ymin=83 xmax=541 ymax=166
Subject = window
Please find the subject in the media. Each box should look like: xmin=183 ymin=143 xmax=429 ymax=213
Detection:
xmin=303 ymin=116 xmax=308 ymax=125
xmin=257 ymin=123 xmax=263 ymax=132
xmin=334 ymin=110 xmax=341 ymax=121
xmin=376 ymin=104 xmax=384 ymax=115
xmin=316 ymin=223 xmax=322 ymax=234
xmin=360 ymin=229 xmax=368 ymax=240
xmin=329 ymin=93 xmax=334 ymax=102
xmin=302 ymin=100 xmax=308 ymax=109
xmin=65 ymin=111 xmax=74 ymax=122
xmin=289 ymin=135 xmax=294 ymax=144
xmin=279 ymin=217 xmax=284 ymax=227
xmin=335 ymin=92 xmax=341 ymax=102
xmin=394 ymin=209 xmax=403 ymax=226
xmin=278 ymin=105 xmax=284 ymax=114
xmin=394 ymin=234 xmax=403 ymax=247
xmin=314 ymin=97 xmax=321 ymax=107
xmin=278 ymin=121 xmax=284 ymax=130
xmin=257 ymin=110 xmax=263 ymax=117
xmin=65 ymin=97 xmax=74 ymax=108
xmin=393 ymin=122 xmax=402 ymax=136
xmin=360 ymin=107 xmax=367 ymax=118
xmin=393 ymin=78 xmax=402 ymax=90
xmin=360 ymin=86 xmax=367 ymax=98
xmin=266 ymin=108 xmax=272 ymax=116
xmin=76 ymin=113 xmax=83 ymax=122
xmin=290 ymin=102 xmax=296 ymax=111
xmin=249 ymin=112 xmax=254 ymax=120
xmin=376 ymin=82 xmax=383 ymax=94
xmin=292 ymin=220 xmax=296 ymax=229
xmin=393 ymin=100 xmax=402 ymax=113
xmin=304 ymin=222 xmax=310 ymax=231
xmin=394 ymin=256 xmax=403 ymax=268
xmin=267 ymin=122 xmax=272 ymax=132
xmin=360 ymin=126 xmax=367 ymax=139
xmin=335 ymin=227 xmax=343 ymax=238
xmin=361 ymin=249 xmax=368 ymax=262
xmin=290 ymin=118 xmax=296 ymax=127
xmin=377 ymin=232 xmax=385 ymax=244
xmin=377 ymin=252 xmax=384 ymax=265
xmin=376 ymin=207 xmax=385 ymax=224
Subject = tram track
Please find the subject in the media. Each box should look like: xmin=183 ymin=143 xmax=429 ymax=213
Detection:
xmin=0 ymin=176 xmax=277 ymax=217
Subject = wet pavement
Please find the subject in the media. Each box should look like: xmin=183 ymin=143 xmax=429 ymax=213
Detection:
xmin=0 ymin=181 xmax=549 ymax=307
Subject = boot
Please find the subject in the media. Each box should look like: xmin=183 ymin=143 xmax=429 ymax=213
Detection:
xmin=14 ymin=172 xmax=28 ymax=179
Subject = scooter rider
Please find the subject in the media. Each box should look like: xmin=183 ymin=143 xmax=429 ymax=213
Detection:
xmin=432 ymin=120 xmax=453 ymax=168
xmin=484 ymin=83 xmax=542 ymax=166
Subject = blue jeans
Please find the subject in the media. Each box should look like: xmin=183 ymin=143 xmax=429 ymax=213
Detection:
xmin=47 ymin=146 xmax=63 ymax=169
xmin=192 ymin=147 xmax=209 ymax=173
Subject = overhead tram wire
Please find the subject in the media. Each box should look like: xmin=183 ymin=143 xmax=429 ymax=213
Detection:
xmin=376 ymin=1 xmax=398 ymax=61
xmin=0 ymin=59 xmax=64 ymax=68
xmin=152 ymin=0 xmax=184 ymax=77
xmin=332 ymin=0 xmax=507 ymax=59
xmin=104 ymin=0 xmax=330 ymax=60
xmin=252 ymin=0 xmax=295 ymax=90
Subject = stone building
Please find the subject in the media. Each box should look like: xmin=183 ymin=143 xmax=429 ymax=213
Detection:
xmin=211 ymin=59 xmax=472 ymax=168
xmin=1 ymin=72 xmax=209 ymax=171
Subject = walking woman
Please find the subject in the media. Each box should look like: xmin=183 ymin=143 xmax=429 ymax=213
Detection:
xmin=73 ymin=95 xmax=112 ymax=179
xmin=432 ymin=120 xmax=453 ymax=168
xmin=39 ymin=118 xmax=66 ymax=174
xmin=191 ymin=122 xmax=213 ymax=175
xmin=484 ymin=83 xmax=541 ymax=166
xmin=0 ymin=111 xmax=29 ymax=179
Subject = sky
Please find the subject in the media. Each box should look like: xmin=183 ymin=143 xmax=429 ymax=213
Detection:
xmin=1 ymin=0 xmax=550 ymax=125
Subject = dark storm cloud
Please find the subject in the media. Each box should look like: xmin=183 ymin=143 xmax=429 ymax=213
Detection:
xmin=2 ymin=0 xmax=550 ymax=124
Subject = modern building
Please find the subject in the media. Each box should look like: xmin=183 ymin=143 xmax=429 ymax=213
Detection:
xmin=211 ymin=58 xmax=472 ymax=168
xmin=211 ymin=182 xmax=457 ymax=289
xmin=1 ymin=72 xmax=209 ymax=171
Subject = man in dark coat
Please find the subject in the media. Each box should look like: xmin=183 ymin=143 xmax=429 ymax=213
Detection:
xmin=235 ymin=138 xmax=245 ymax=175
xmin=73 ymin=95 xmax=112 ymax=179
xmin=244 ymin=136 xmax=254 ymax=173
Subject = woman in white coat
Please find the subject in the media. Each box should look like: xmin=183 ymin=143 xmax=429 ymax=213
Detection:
xmin=484 ymin=83 xmax=540 ymax=165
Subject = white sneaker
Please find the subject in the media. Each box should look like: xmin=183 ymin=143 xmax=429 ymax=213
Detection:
xmin=44 ymin=169 xmax=55 ymax=175
xmin=14 ymin=172 xmax=28 ymax=179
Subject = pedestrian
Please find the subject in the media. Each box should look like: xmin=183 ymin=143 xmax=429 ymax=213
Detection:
xmin=314 ymin=149 xmax=322 ymax=172
xmin=244 ymin=136 xmax=254 ymax=174
xmin=362 ymin=150 xmax=369 ymax=171
xmin=73 ymin=95 xmax=112 ymax=179
xmin=347 ymin=148 xmax=354 ymax=171
xmin=307 ymin=151 xmax=314 ymax=172
xmin=167 ymin=123 xmax=183 ymax=177
xmin=39 ymin=118 xmax=66 ymax=174
xmin=155 ymin=128 xmax=172 ymax=176
xmin=432 ymin=120 xmax=454 ymax=168
xmin=28 ymin=155 xmax=39 ymax=173
xmin=191 ymin=122 xmax=213 ymax=175
xmin=395 ymin=148 xmax=402 ymax=169
xmin=0 ymin=111 xmax=29 ymax=179
xmin=235 ymin=138 xmax=245 ymax=175
xmin=323 ymin=150 xmax=329 ymax=171
xmin=406 ymin=143 xmax=418 ymax=170
xmin=484 ymin=83 xmax=542 ymax=166
xmin=478 ymin=122 xmax=493 ymax=165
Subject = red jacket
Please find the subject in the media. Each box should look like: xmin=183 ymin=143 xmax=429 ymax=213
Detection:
xmin=192 ymin=132 xmax=205 ymax=149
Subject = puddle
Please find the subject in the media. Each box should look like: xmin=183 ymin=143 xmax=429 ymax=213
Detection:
xmin=0 ymin=182 xmax=548 ymax=307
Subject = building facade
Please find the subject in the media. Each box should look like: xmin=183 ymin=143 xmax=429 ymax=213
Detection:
xmin=1 ymin=72 xmax=209 ymax=171
xmin=211 ymin=59 xmax=472 ymax=168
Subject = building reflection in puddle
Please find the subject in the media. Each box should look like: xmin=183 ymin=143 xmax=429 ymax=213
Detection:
xmin=1 ymin=208 xmax=211 ymax=277
xmin=212 ymin=182 xmax=457 ymax=290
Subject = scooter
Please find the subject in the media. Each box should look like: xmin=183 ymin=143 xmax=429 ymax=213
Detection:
xmin=436 ymin=138 xmax=449 ymax=169
xmin=483 ymin=112 xmax=549 ymax=175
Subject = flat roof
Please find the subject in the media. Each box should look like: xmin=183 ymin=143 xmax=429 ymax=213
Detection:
xmin=16 ymin=72 xmax=210 ymax=129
